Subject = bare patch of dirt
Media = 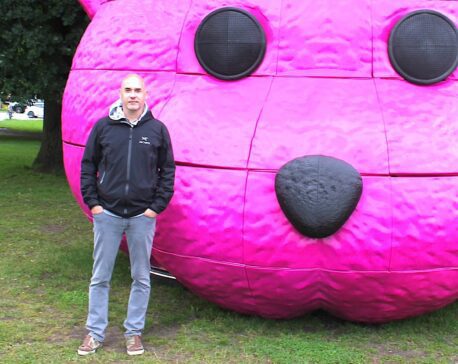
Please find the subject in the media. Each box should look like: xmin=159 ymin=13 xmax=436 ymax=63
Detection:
xmin=40 ymin=272 xmax=53 ymax=280
xmin=40 ymin=224 xmax=66 ymax=234
xmin=302 ymin=324 xmax=321 ymax=333
xmin=372 ymin=343 xmax=428 ymax=361
xmin=61 ymin=325 xmax=86 ymax=342
xmin=149 ymin=350 xmax=189 ymax=363
xmin=0 ymin=316 xmax=14 ymax=321
xmin=147 ymin=323 xmax=181 ymax=339
xmin=101 ymin=326 xmax=126 ymax=353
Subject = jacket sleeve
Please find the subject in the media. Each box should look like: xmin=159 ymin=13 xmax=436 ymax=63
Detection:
xmin=80 ymin=122 xmax=102 ymax=209
xmin=150 ymin=124 xmax=176 ymax=214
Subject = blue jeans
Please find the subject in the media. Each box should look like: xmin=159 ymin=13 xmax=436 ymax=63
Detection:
xmin=86 ymin=210 xmax=156 ymax=342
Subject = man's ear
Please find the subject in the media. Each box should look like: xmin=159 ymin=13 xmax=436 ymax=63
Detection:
xmin=78 ymin=0 xmax=104 ymax=19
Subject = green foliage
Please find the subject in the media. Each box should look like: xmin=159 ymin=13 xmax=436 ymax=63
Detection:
xmin=0 ymin=0 xmax=89 ymax=100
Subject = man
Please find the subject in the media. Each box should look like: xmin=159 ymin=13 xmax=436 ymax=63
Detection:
xmin=78 ymin=74 xmax=175 ymax=356
xmin=7 ymin=103 xmax=13 ymax=119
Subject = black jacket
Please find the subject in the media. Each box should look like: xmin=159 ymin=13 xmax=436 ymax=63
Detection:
xmin=80 ymin=111 xmax=175 ymax=217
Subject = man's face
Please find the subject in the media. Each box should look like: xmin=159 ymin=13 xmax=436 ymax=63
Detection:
xmin=120 ymin=76 xmax=147 ymax=113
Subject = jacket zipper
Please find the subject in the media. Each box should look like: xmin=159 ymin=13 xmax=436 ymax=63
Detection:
xmin=124 ymin=127 xmax=134 ymax=215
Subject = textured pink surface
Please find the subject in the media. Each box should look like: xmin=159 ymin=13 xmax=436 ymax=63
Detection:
xmin=391 ymin=177 xmax=458 ymax=270
xmin=243 ymin=174 xmax=392 ymax=270
xmin=154 ymin=250 xmax=257 ymax=314
xmin=244 ymin=268 xmax=458 ymax=321
xmin=158 ymin=75 xmax=272 ymax=167
xmin=67 ymin=0 xmax=458 ymax=323
xmin=75 ymin=0 xmax=188 ymax=71
xmin=276 ymin=0 xmax=372 ymax=77
xmin=376 ymin=79 xmax=458 ymax=174
xmin=154 ymin=166 xmax=246 ymax=263
xmin=248 ymin=78 xmax=389 ymax=173
xmin=153 ymin=250 xmax=457 ymax=321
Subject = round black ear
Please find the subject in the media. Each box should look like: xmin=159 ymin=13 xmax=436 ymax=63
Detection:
xmin=194 ymin=7 xmax=266 ymax=80
xmin=388 ymin=10 xmax=458 ymax=85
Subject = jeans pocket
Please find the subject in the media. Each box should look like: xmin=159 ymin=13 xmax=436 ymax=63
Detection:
xmin=93 ymin=211 xmax=105 ymax=219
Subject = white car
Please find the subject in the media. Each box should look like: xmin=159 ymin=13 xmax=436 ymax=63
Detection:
xmin=9 ymin=101 xmax=26 ymax=113
xmin=26 ymin=101 xmax=44 ymax=118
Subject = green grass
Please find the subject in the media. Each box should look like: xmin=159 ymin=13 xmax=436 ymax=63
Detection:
xmin=0 ymin=136 xmax=457 ymax=363
xmin=0 ymin=118 xmax=43 ymax=133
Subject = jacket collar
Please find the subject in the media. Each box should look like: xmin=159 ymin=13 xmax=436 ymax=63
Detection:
xmin=108 ymin=99 xmax=150 ymax=126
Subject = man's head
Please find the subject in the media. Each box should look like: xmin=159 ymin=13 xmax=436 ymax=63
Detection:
xmin=120 ymin=74 xmax=147 ymax=119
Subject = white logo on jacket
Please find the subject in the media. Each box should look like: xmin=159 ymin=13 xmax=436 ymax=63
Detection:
xmin=139 ymin=136 xmax=150 ymax=145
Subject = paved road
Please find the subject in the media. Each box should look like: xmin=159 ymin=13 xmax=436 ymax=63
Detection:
xmin=0 ymin=111 xmax=42 ymax=121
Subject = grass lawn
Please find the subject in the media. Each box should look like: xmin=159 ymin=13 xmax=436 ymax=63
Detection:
xmin=0 ymin=118 xmax=43 ymax=133
xmin=0 ymin=136 xmax=457 ymax=363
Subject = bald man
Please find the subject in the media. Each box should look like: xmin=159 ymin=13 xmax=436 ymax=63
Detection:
xmin=79 ymin=74 xmax=175 ymax=356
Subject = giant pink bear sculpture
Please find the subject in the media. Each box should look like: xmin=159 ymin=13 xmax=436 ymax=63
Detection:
xmin=63 ymin=0 xmax=458 ymax=323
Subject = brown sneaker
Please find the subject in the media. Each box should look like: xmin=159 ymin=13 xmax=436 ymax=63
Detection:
xmin=77 ymin=334 xmax=102 ymax=356
xmin=126 ymin=335 xmax=145 ymax=356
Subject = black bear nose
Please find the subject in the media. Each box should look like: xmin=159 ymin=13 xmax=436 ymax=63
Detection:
xmin=275 ymin=155 xmax=363 ymax=238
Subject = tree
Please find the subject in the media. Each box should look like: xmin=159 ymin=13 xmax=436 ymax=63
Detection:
xmin=0 ymin=0 xmax=89 ymax=172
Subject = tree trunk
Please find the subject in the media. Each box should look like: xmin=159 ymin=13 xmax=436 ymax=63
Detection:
xmin=32 ymin=99 xmax=63 ymax=173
